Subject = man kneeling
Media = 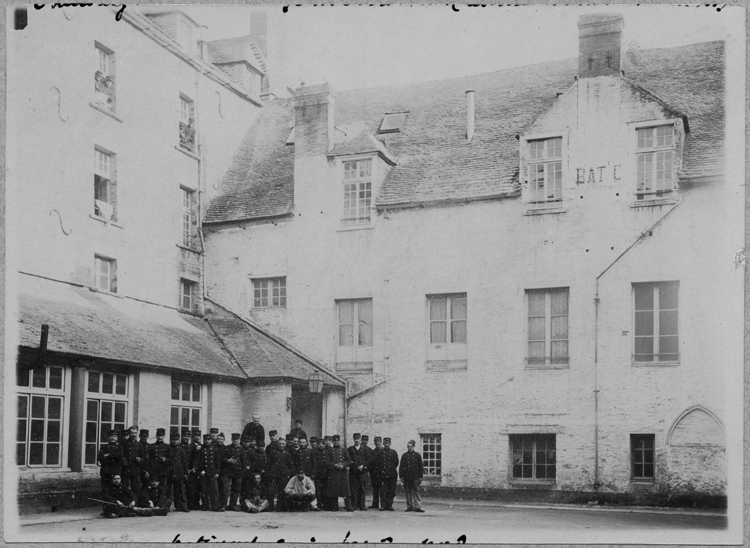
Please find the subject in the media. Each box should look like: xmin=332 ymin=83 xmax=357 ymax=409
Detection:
xmin=138 ymin=477 xmax=172 ymax=514
xmin=243 ymin=473 xmax=270 ymax=514
xmin=101 ymin=474 xmax=137 ymax=518
xmin=283 ymin=469 xmax=316 ymax=512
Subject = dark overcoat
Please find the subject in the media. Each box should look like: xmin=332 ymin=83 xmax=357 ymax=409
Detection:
xmin=168 ymin=443 xmax=189 ymax=480
xmin=122 ymin=438 xmax=146 ymax=476
xmin=312 ymin=447 xmax=328 ymax=479
xmin=399 ymin=450 xmax=423 ymax=481
xmin=148 ymin=441 xmax=171 ymax=477
xmin=325 ymin=446 xmax=351 ymax=497
xmin=222 ymin=444 xmax=245 ymax=479
xmin=194 ymin=444 xmax=221 ymax=476
xmin=379 ymin=448 xmax=399 ymax=479
xmin=97 ymin=442 xmax=124 ymax=476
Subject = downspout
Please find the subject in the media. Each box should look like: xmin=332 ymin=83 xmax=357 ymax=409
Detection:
xmin=592 ymin=201 xmax=681 ymax=489
xmin=196 ymin=63 xmax=207 ymax=299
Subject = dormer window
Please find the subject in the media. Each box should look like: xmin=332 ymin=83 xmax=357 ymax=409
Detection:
xmin=179 ymin=94 xmax=196 ymax=153
xmin=177 ymin=18 xmax=194 ymax=55
xmin=528 ymin=137 xmax=562 ymax=204
xmin=378 ymin=112 xmax=408 ymax=134
xmin=342 ymin=159 xmax=372 ymax=226
xmin=636 ymin=126 xmax=674 ymax=201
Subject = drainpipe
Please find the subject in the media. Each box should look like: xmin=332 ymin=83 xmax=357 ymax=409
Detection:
xmin=592 ymin=201 xmax=681 ymax=489
xmin=196 ymin=64 xmax=207 ymax=299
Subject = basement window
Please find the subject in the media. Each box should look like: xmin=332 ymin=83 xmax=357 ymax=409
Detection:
xmin=377 ymin=112 xmax=408 ymax=134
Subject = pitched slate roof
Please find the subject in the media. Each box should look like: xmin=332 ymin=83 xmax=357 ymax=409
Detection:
xmin=205 ymin=300 xmax=343 ymax=387
xmin=204 ymin=41 xmax=724 ymax=223
xmin=16 ymin=274 xmax=246 ymax=379
xmin=207 ymin=36 xmax=267 ymax=74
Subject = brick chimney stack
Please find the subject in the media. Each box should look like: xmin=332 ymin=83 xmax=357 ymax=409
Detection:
xmin=294 ymin=83 xmax=336 ymax=157
xmin=250 ymin=13 xmax=270 ymax=97
xmin=578 ymin=13 xmax=624 ymax=78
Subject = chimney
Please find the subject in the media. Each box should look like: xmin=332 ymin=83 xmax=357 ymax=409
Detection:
xmin=577 ymin=13 xmax=624 ymax=78
xmin=465 ymin=90 xmax=475 ymax=141
xmin=250 ymin=13 xmax=270 ymax=97
xmin=294 ymin=83 xmax=336 ymax=157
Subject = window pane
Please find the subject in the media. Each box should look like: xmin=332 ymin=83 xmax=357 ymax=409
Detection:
xmin=17 ymin=444 xmax=26 ymax=466
xmin=101 ymin=401 xmax=112 ymax=423
xmin=47 ymin=420 xmax=61 ymax=442
xmin=181 ymin=408 xmax=190 ymax=426
xmin=87 ymin=400 xmax=98 ymax=421
xmin=29 ymin=443 xmax=44 ymax=465
xmin=191 ymin=408 xmax=200 ymax=427
xmin=85 ymin=444 xmax=97 ymax=465
xmin=634 ymin=337 xmax=654 ymax=360
xmin=551 ymin=341 xmax=568 ymax=360
xmin=88 ymin=372 xmax=100 ymax=393
xmin=451 ymin=320 xmax=467 ymax=343
xmin=659 ymin=310 xmax=678 ymax=336
xmin=32 ymin=367 xmax=46 ymax=388
xmin=31 ymin=396 xmax=45 ymax=418
xmin=430 ymin=321 xmax=446 ymax=344
xmin=339 ymin=300 xmax=354 ymax=324
xmin=17 ymin=369 xmax=30 ymax=387
xmin=171 ymin=407 xmax=179 ymax=426
xmin=18 ymin=395 xmax=28 ymax=419
xmin=46 ymin=444 xmax=60 ymax=465
xmin=659 ymin=283 xmax=678 ymax=310
xmin=430 ymin=297 xmax=446 ymax=321
xmin=358 ymin=300 xmax=373 ymax=346
xmin=550 ymin=316 xmax=568 ymax=340
xmin=192 ymin=383 xmax=201 ymax=402
xmin=339 ymin=324 xmax=354 ymax=346
xmin=528 ymin=341 xmax=545 ymax=359
xmin=659 ymin=335 xmax=679 ymax=355
xmin=528 ymin=317 xmax=545 ymax=341
xmin=550 ymin=290 xmax=568 ymax=315
xmin=48 ymin=397 xmax=61 ymax=420
xmin=450 ymin=296 xmax=467 ymax=320
xmin=102 ymin=373 xmax=113 ymax=394
xmin=17 ymin=419 xmax=27 ymax=442
xmin=528 ymin=292 xmax=545 ymax=316
xmin=182 ymin=382 xmax=191 ymax=401
xmin=115 ymin=375 xmax=127 ymax=395
xmin=171 ymin=381 xmax=180 ymax=400
xmin=634 ymin=286 xmax=654 ymax=311
xmin=49 ymin=367 xmax=63 ymax=390
xmin=114 ymin=402 xmax=126 ymax=423
xmin=635 ymin=310 xmax=654 ymax=337
xmin=30 ymin=419 xmax=45 ymax=442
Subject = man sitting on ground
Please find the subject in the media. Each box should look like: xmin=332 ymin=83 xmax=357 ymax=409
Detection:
xmin=283 ymin=469 xmax=316 ymax=512
xmin=101 ymin=474 xmax=137 ymax=518
xmin=138 ymin=477 xmax=172 ymax=512
xmin=243 ymin=473 xmax=270 ymax=514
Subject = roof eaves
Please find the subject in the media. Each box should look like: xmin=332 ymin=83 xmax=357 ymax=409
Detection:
xmin=203 ymin=209 xmax=295 ymax=228
xmin=376 ymin=190 xmax=521 ymax=211
xmin=622 ymin=76 xmax=690 ymax=132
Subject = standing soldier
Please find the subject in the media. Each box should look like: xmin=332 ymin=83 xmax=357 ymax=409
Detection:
xmin=287 ymin=434 xmax=301 ymax=470
xmin=298 ymin=437 xmax=314 ymax=479
xmin=138 ymin=429 xmax=151 ymax=484
xmin=194 ymin=433 xmax=222 ymax=512
xmin=97 ymin=429 xmax=124 ymax=490
xmin=369 ymin=436 xmax=383 ymax=509
xmin=326 ymin=434 xmax=353 ymax=512
xmin=187 ymin=429 xmax=202 ymax=510
xmin=240 ymin=436 xmax=257 ymax=506
xmin=289 ymin=419 xmax=307 ymax=441
xmin=312 ymin=437 xmax=329 ymax=511
xmin=377 ymin=437 xmax=399 ymax=511
xmin=347 ymin=433 xmax=367 ymax=510
xmin=266 ymin=430 xmax=280 ymax=456
xmin=122 ymin=426 xmax=146 ymax=496
xmin=273 ymin=439 xmax=295 ymax=511
xmin=221 ymin=433 xmax=244 ymax=511
xmin=148 ymin=428 xmax=171 ymax=488
xmin=168 ymin=431 xmax=190 ymax=512
xmin=399 ymin=439 xmax=424 ymax=513
xmin=361 ymin=435 xmax=374 ymax=508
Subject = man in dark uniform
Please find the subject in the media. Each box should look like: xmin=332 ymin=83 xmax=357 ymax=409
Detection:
xmin=194 ymin=433 xmax=222 ymax=512
xmin=273 ymin=439 xmax=295 ymax=511
xmin=266 ymin=430 xmax=280 ymax=456
xmin=122 ymin=426 xmax=146 ymax=495
xmin=210 ymin=427 xmax=220 ymax=443
xmin=221 ymin=433 xmax=244 ymax=511
xmin=240 ymin=437 xmax=257 ymax=503
xmin=399 ymin=439 xmax=424 ymax=513
xmin=138 ymin=429 xmax=151 ymax=484
xmin=187 ymin=429 xmax=202 ymax=510
xmin=312 ymin=436 xmax=328 ymax=510
xmin=289 ymin=419 xmax=307 ymax=441
xmin=101 ymin=474 xmax=137 ymax=518
xmin=168 ymin=431 xmax=190 ymax=512
xmin=255 ymin=439 xmax=269 ymax=478
xmin=148 ymin=428 xmax=171 ymax=488
xmin=97 ymin=429 xmax=124 ymax=490
xmin=181 ymin=428 xmax=192 ymax=451
xmin=138 ymin=477 xmax=171 ymax=511
xmin=347 ymin=433 xmax=368 ymax=510
xmin=377 ymin=437 xmax=399 ymax=511
xmin=360 ymin=435 xmax=374 ymax=508
xmin=241 ymin=414 xmax=265 ymax=447
xmin=243 ymin=473 xmax=270 ymax=513
xmin=287 ymin=434 xmax=301 ymax=470
xmin=298 ymin=437 xmax=314 ymax=479
xmin=326 ymin=434 xmax=353 ymax=512
xmin=368 ymin=436 xmax=383 ymax=509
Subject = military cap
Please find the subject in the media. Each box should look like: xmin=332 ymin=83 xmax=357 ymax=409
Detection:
xmin=295 ymin=419 xmax=303 ymax=424
xmin=241 ymin=436 xmax=253 ymax=443
xmin=285 ymin=434 xmax=294 ymax=441
xmin=383 ymin=437 xmax=391 ymax=443
xmin=309 ymin=436 xmax=318 ymax=443
xmin=324 ymin=435 xmax=332 ymax=441
xmin=300 ymin=433 xmax=308 ymax=440
xmin=268 ymin=430 xmax=278 ymax=437
xmin=217 ymin=432 xmax=225 ymax=439
xmin=210 ymin=428 xmax=219 ymax=434
xmin=127 ymin=425 xmax=138 ymax=432
xmin=203 ymin=434 xmax=212 ymax=441
xmin=361 ymin=435 xmax=369 ymax=442
xmin=192 ymin=429 xmax=202 ymax=436
xmin=374 ymin=436 xmax=382 ymax=442
xmin=140 ymin=429 xmax=149 ymax=436
xmin=107 ymin=429 xmax=119 ymax=436
xmin=332 ymin=434 xmax=341 ymax=441
xmin=257 ymin=440 xmax=266 ymax=447
xmin=181 ymin=428 xmax=191 ymax=435
xmin=156 ymin=428 xmax=166 ymax=436
xmin=353 ymin=433 xmax=361 ymax=439
xmin=407 ymin=439 xmax=416 ymax=446
xmin=231 ymin=433 xmax=241 ymax=440
xmin=171 ymin=432 xmax=181 ymax=439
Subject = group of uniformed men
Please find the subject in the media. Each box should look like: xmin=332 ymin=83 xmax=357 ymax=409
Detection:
xmin=97 ymin=416 xmax=426 ymax=518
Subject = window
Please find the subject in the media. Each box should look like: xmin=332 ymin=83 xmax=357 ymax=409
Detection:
xmin=342 ymin=159 xmax=372 ymax=226
xmin=421 ymin=434 xmax=441 ymax=477
xmin=179 ymin=95 xmax=196 ymax=152
xmin=526 ymin=288 xmax=569 ymax=367
xmin=170 ymin=380 xmax=204 ymax=439
xmin=378 ymin=112 xmax=408 ymax=134
xmin=84 ymin=371 xmax=130 ymax=466
xmin=633 ymin=282 xmax=679 ymax=363
xmin=636 ymin=126 xmax=674 ymax=201
xmin=94 ymin=148 xmax=117 ymax=221
xmin=427 ymin=293 xmax=467 ymax=370
xmin=631 ymin=434 xmax=655 ymax=480
xmin=178 ymin=18 xmax=194 ymax=55
xmin=336 ymin=299 xmax=373 ymax=372
xmin=528 ymin=137 xmax=562 ymax=204
xmin=16 ymin=366 xmax=65 ymax=467
xmin=180 ymin=279 xmax=198 ymax=312
xmin=510 ymin=434 xmax=556 ymax=480
xmin=94 ymin=255 xmax=117 ymax=293
xmin=94 ymin=43 xmax=116 ymax=112
xmin=252 ymin=277 xmax=286 ymax=308
xmin=244 ymin=68 xmax=262 ymax=99
xmin=181 ymin=188 xmax=196 ymax=247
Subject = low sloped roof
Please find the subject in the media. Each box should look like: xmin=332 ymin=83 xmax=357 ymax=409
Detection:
xmin=16 ymin=274 xmax=246 ymax=379
xmin=205 ymin=301 xmax=343 ymax=387
xmin=204 ymin=41 xmax=724 ymax=223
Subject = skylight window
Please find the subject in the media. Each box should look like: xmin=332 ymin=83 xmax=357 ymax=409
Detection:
xmin=378 ymin=112 xmax=408 ymax=134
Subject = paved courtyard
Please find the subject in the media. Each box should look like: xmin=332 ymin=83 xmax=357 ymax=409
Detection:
xmin=10 ymin=498 xmax=730 ymax=544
